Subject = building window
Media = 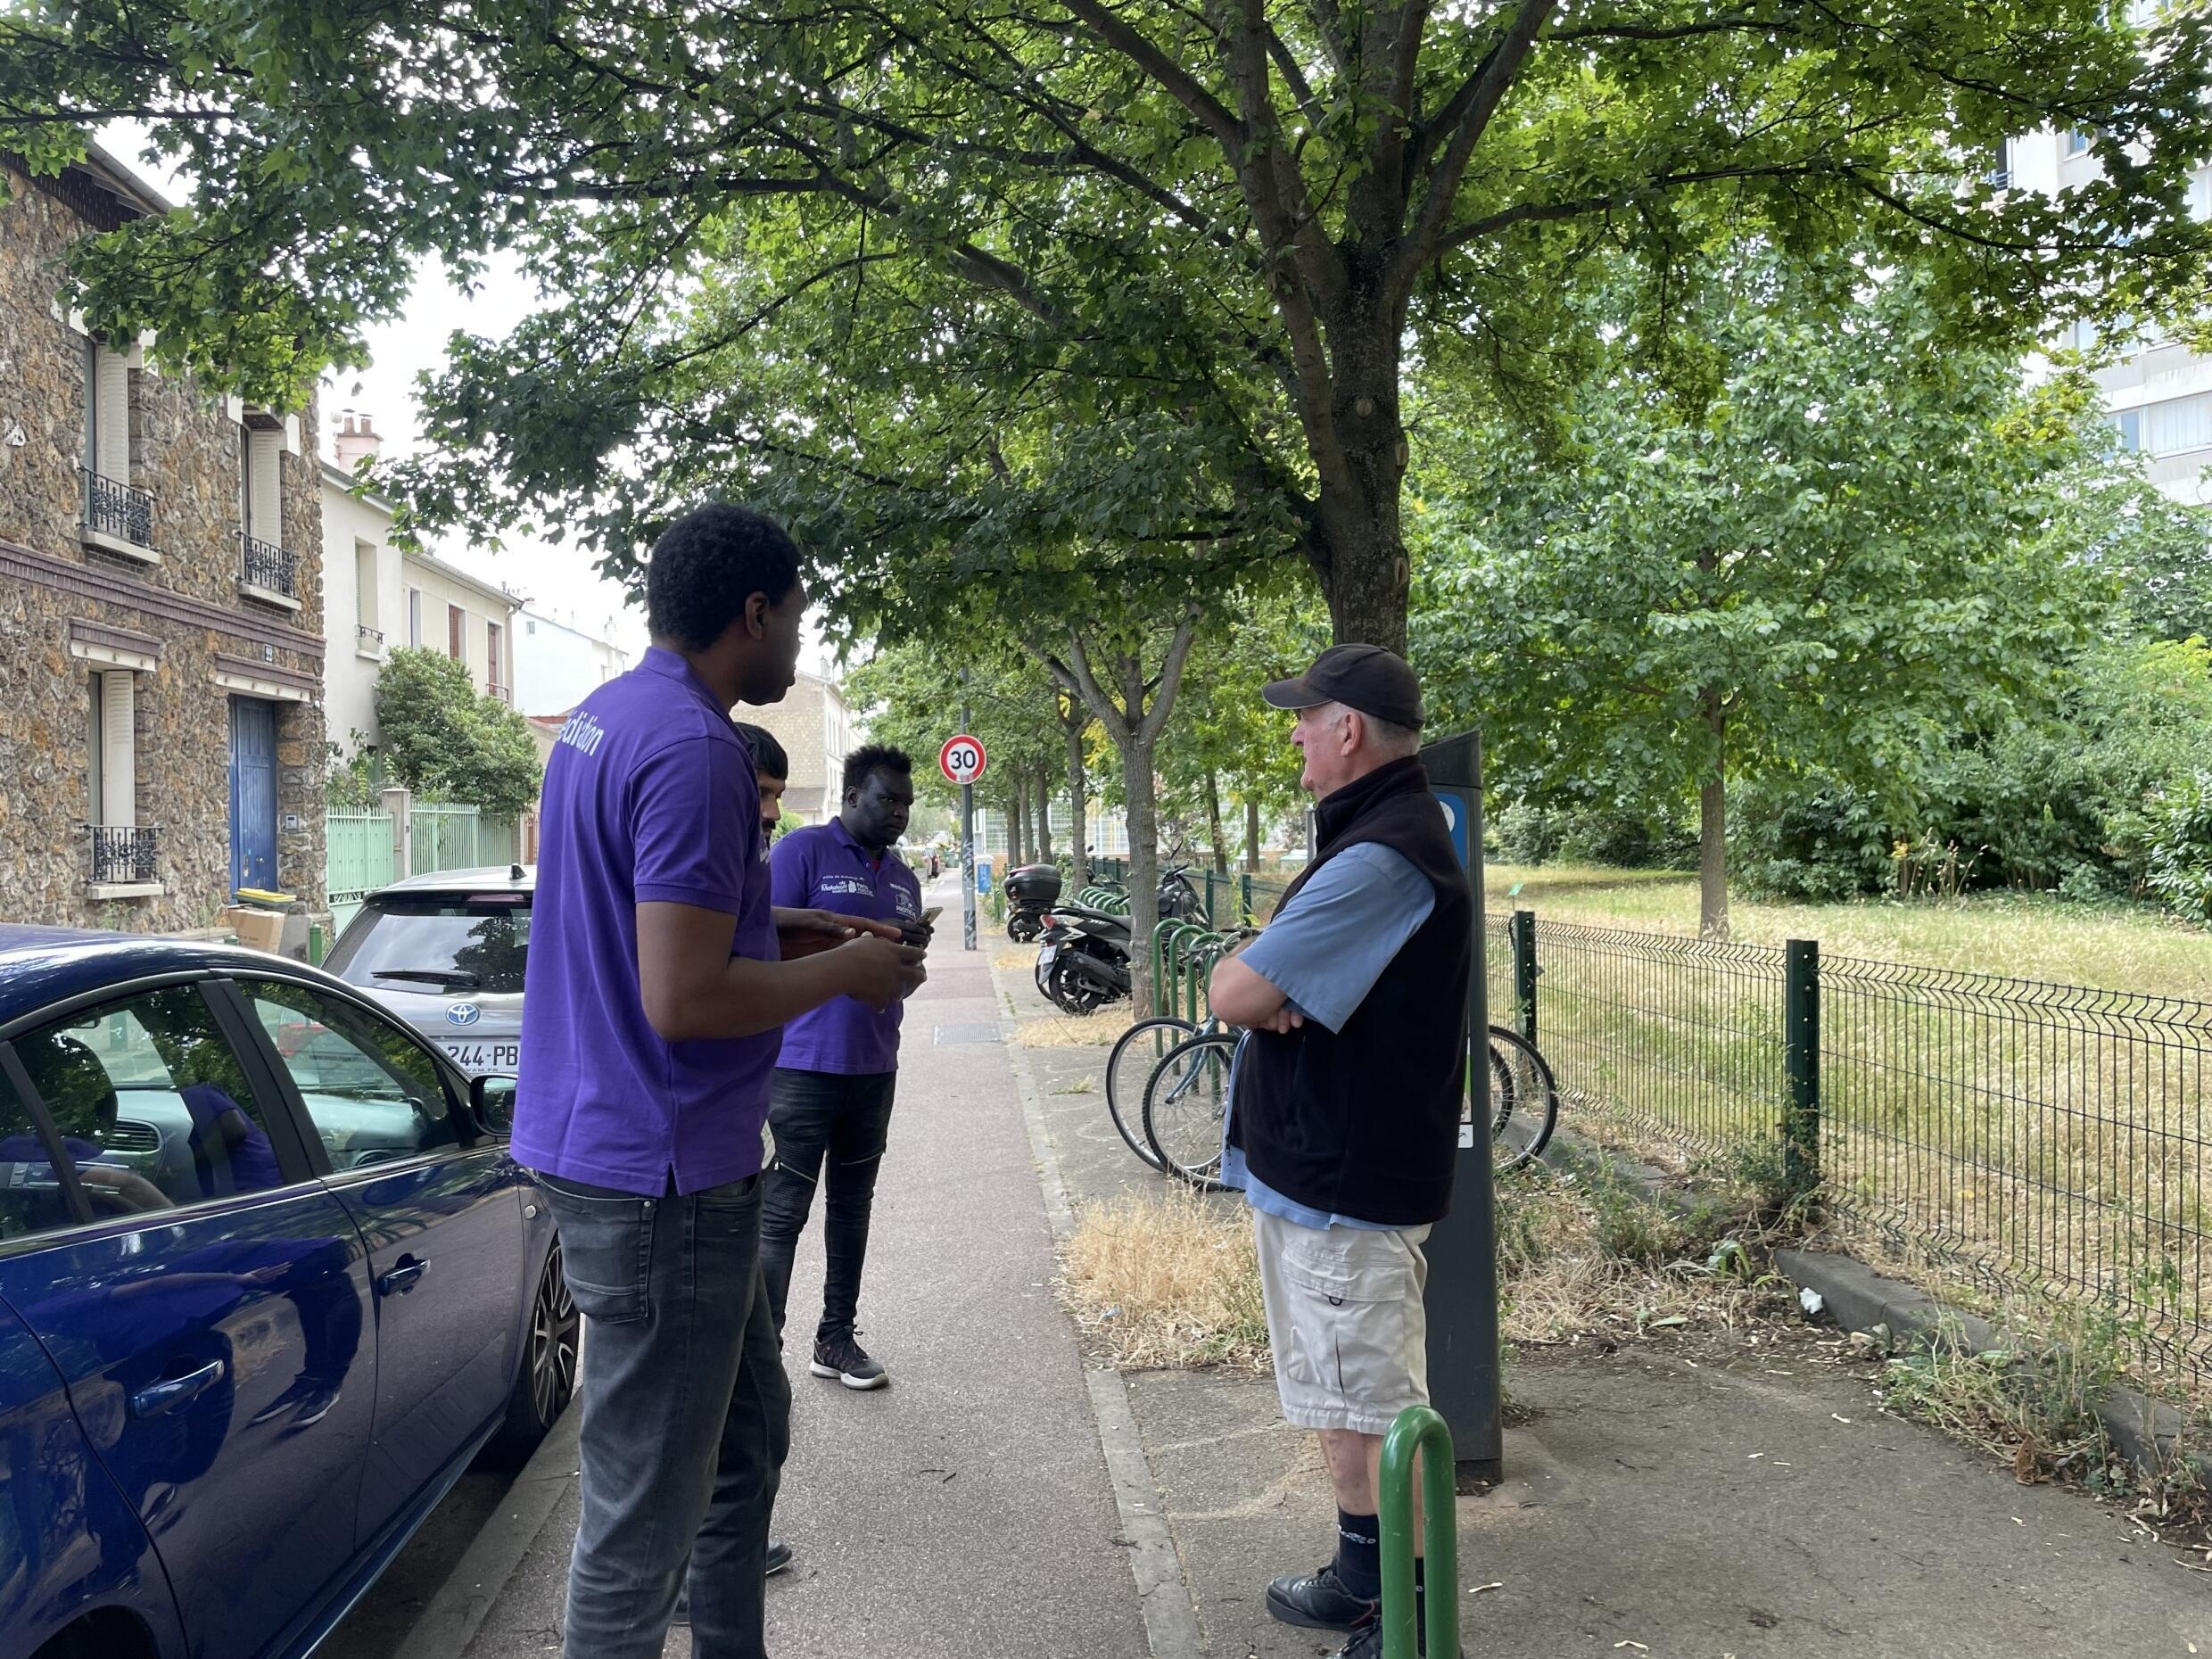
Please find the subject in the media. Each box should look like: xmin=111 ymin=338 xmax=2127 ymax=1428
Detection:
xmin=2066 ymin=128 xmax=2092 ymax=157
xmin=82 ymin=340 xmax=152 ymax=548
xmin=448 ymin=604 xmax=466 ymax=663
xmin=355 ymin=541 xmax=382 ymax=648
xmin=86 ymin=669 xmax=158 ymax=886
xmin=487 ymin=621 xmax=508 ymax=702
xmin=2116 ymin=409 xmax=2143 ymax=452
xmin=408 ymin=587 xmax=423 ymax=648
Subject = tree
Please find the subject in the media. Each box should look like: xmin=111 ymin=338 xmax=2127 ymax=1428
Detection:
xmin=10 ymin=0 xmax=2212 ymax=650
xmin=1413 ymin=254 xmax=2112 ymax=936
xmin=375 ymin=648 xmax=544 ymax=817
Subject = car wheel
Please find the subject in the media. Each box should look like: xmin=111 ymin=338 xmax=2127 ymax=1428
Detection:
xmin=483 ymin=1240 xmax=579 ymax=1467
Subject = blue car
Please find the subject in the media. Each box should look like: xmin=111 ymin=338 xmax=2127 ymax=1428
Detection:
xmin=0 ymin=927 xmax=577 ymax=1659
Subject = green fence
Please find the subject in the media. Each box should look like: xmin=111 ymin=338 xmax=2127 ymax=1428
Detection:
xmin=411 ymin=803 xmax=522 ymax=878
xmin=1088 ymin=859 xmax=1291 ymax=925
xmin=1494 ymin=907 xmax=2212 ymax=1380
xmin=326 ymin=811 xmax=395 ymax=937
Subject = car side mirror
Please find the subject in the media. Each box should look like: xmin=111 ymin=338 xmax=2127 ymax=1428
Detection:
xmin=470 ymin=1074 xmax=518 ymax=1137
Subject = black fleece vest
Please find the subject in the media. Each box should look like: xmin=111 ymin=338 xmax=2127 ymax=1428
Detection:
xmin=1226 ymin=755 xmax=1474 ymax=1226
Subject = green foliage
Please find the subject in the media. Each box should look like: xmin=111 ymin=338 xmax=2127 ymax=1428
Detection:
xmin=8 ymin=0 xmax=2212 ymax=654
xmin=374 ymin=648 xmax=543 ymax=818
xmin=324 ymin=735 xmax=378 ymax=811
xmin=2146 ymin=772 xmax=2212 ymax=920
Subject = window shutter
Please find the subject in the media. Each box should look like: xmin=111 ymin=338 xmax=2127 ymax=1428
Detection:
xmin=249 ymin=427 xmax=283 ymax=543
xmin=87 ymin=675 xmax=103 ymax=824
xmin=100 ymin=670 xmax=136 ymax=829
xmin=95 ymin=346 xmax=131 ymax=483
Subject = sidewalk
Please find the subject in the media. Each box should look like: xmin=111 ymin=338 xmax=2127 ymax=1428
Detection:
xmin=1003 ymin=953 xmax=2212 ymax=1659
xmin=460 ymin=898 xmax=1151 ymax=1657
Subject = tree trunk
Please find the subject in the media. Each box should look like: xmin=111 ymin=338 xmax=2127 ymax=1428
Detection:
xmin=1308 ymin=318 xmax=1411 ymax=652
xmin=1698 ymin=690 xmax=1729 ymax=938
xmin=1066 ymin=719 xmax=1089 ymax=890
xmin=1244 ymin=796 xmax=1261 ymax=871
xmin=1121 ymin=735 xmax=1162 ymax=1017
xmin=1035 ymin=762 xmax=1054 ymax=862
xmin=1012 ymin=780 xmax=1030 ymax=867
xmin=1204 ymin=769 xmax=1228 ymax=873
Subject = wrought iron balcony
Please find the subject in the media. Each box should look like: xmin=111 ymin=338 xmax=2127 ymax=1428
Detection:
xmin=490 ymin=682 xmax=512 ymax=705
xmin=241 ymin=532 xmax=298 ymax=598
xmin=87 ymin=823 xmax=160 ymax=885
xmin=358 ymin=624 xmax=385 ymax=647
xmin=81 ymin=466 xmax=153 ymax=547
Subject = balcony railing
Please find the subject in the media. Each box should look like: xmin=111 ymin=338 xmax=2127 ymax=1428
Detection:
xmin=241 ymin=532 xmax=298 ymax=598
xmin=490 ymin=682 xmax=512 ymax=705
xmin=358 ymin=624 xmax=385 ymax=648
xmin=87 ymin=823 xmax=160 ymax=885
xmin=82 ymin=467 xmax=153 ymax=548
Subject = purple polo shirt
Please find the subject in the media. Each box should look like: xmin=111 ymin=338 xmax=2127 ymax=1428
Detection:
xmin=770 ymin=819 xmax=923 ymax=1075
xmin=514 ymin=648 xmax=780 ymax=1196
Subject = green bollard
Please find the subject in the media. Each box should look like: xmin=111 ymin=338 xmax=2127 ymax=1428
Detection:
xmin=308 ymin=923 xmax=326 ymax=967
xmin=1378 ymin=1405 xmax=1459 ymax=1659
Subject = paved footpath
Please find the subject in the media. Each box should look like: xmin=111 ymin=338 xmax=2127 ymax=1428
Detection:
xmin=460 ymin=895 xmax=1152 ymax=1658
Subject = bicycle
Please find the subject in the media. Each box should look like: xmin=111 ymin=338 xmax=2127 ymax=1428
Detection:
xmin=1126 ymin=1021 xmax=1561 ymax=1187
xmin=1105 ymin=1011 xmax=1220 ymax=1173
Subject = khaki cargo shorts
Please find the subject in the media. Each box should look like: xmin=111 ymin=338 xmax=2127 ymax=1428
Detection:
xmin=1254 ymin=1208 xmax=1432 ymax=1435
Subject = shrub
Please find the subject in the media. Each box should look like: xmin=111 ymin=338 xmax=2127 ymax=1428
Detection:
xmin=2146 ymin=772 xmax=2212 ymax=921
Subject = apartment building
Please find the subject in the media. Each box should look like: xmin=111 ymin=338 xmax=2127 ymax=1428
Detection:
xmin=0 ymin=144 xmax=326 ymax=928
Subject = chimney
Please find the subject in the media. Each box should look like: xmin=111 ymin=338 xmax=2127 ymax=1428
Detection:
xmin=334 ymin=409 xmax=384 ymax=468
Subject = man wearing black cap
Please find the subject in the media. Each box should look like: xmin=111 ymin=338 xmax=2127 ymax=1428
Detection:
xmin=1209 ymin=643 xmax=1474 ymax=1659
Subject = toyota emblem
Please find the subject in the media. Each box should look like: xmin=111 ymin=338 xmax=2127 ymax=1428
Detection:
xmin=446 ymin=1003 xmax=483 ymax=1028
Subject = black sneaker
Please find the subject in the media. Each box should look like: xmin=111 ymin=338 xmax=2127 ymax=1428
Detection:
xmin=672 ymin=1540 xmax=795 ymax=1625
xmin=1266 ymin=1564 xmax=1378 ymax=1631
xmin=810 ymin=1332 xmax=889 ymax=1391
xmin=1332 ymin=1619 xmax=1389 ymax=1659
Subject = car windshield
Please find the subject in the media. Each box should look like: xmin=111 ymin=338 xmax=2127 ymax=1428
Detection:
xmin=326 ymin=895 xmax=532 ymax=995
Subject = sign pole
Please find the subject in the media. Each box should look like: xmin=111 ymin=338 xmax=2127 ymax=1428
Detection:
xmin=960 ymin=682 xmax=978 ymax=952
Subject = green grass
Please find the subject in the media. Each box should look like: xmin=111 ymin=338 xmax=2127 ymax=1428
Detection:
xmin=1484 ymin=864 xmax=2212 ymax=1002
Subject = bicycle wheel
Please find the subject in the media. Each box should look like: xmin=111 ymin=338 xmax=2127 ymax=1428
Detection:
xmin=1143 ymin=1031 xmax=1238 ymax=1191
xmin=1105 ymin=1015 xmax=1196 ymax=1172
xmin=1485 ymin=1025 xmax=1559 ymax=1173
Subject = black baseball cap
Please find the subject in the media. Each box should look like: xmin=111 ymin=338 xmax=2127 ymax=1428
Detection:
xmin=1261 ymin=643 xmax=1425 ymax=729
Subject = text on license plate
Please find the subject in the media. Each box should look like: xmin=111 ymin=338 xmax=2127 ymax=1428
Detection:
xmin=440 ymin=1041 xmax=519 ymax=1072
xmin=1036 ymin=945 xmax=1060 ymax=969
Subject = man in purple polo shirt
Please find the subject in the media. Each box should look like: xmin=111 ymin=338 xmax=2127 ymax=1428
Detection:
xmin=760 ymin=743 xmax=929 ymax=1390
xmin=516 ymin=502 xmax=928 ymax=1659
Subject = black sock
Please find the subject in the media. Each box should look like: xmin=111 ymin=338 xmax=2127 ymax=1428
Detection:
xmin=1333 ymin=1509 xmax=1382 ymax=1600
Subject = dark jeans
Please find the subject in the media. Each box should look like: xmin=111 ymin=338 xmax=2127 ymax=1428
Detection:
xmin=537 ymin=1171 xmax=790 ymax=1659
xmin=757 ymin=1069 xmax=897 ymax=1345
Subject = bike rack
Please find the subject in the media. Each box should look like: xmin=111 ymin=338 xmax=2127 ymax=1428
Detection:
xmin=1151 ymin=920 xmax=1209 ymax=1017
xmin=1378 ymin=1404 xmax=1460 ymax=1659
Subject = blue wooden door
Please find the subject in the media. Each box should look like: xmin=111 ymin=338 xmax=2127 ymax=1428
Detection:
xmin=228 ymin=697 xmax=278 ymax=894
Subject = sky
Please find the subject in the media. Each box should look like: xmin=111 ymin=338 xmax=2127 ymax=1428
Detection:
xmin=98 ymin=125 xmax=833 ymax=677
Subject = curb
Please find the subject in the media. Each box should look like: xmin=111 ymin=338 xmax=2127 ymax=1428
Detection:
xmin=399 ymin=1407 xmax=582 ymax=1659
xmin=993 ymin=962 xmax=1209 ymax=1659
xmin=1773 ymin=1246 xmax=2188 ymax=1478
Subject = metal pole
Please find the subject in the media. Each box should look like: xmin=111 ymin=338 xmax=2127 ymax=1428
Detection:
xmin=1512 ymin=908 xmax=1538 ymax=1044
xmin=961 ymin=678 xmax=978 ymax=952
xmin=1785 ymin=938 xmax=1820 ymax=1198
xmin=1378 ymin=1405 xmax=1460 ymax=1659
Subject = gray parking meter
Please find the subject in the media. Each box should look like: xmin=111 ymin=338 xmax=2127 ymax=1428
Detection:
xmin=1422 ymin=729 xmax=1502 ymax=1482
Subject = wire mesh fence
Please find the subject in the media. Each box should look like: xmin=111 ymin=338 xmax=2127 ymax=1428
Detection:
xmin=1493 ymin=907 xmax=2212 ymax=1379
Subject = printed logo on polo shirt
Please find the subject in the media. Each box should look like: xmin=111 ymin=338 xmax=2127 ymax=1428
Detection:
xmin=556 ymin=710 xmax=608 ymax=758
xmin=819 ymin=876 xmax=873 ymax=897
xmin=895 ymin=891 xmax=920 ymax=918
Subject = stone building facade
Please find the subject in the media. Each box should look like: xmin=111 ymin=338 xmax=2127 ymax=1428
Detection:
xmin=739 ymin=669 xmax=854 ymax=823
xmin=0 ymin=148 xmax=326 ymax=933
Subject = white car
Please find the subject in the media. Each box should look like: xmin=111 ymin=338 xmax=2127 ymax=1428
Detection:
xmin=326 ymin=865 xmax=533 ymax=1076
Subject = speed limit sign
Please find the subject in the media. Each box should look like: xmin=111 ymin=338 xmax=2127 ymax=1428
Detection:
xmin=939 ymin=734 xmax=988 ymax=787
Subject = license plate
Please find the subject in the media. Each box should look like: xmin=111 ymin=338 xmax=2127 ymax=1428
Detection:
xmin=440 ymin=1041 xmax=519 ymax=1073
xmin=1036 ymin=945 xmax=1060 ymax=970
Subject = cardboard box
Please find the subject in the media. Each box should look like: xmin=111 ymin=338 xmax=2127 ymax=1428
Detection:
xmin=225 ymin=907 xmax=286 ymax=953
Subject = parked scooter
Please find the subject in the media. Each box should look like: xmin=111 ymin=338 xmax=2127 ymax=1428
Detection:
xmin=1032 ymin=865 xmax=1209 ymax=1014
xmin=1006 ymin=863 xmax=1062 ymax=943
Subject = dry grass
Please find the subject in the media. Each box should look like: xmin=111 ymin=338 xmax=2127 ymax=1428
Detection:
xmin=1012 ymin=1004 xmax=1135 ymax=1048
xmin=993 ymin=945 xmax=1035 ymax=973
xmin=1486 ymin=864 xmax=2212 ymax=1000
xmin=1059 ymin=1187 xmax=1272 ymax=1372
xmin=1056 ymin=1169 xmax=1793 ymax=1374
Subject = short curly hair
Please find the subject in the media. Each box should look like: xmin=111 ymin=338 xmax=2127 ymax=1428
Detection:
xmin=842 ymin=743 xmax=913 ymax=796
xmin=645 ymin=503 xmax=802 ymax=650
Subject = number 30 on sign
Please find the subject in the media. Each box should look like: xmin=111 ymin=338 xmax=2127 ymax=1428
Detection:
xmin=939 ymin=734 xmax=988 ymax=786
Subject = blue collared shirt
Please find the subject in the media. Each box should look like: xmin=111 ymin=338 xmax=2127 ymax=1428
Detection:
xmin=1220 ymin=841 xmax=1436 ymax=1229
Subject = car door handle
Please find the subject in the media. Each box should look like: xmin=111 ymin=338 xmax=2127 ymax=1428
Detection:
xmin=377 ymin=1256 xmax=428 ymax=1296
xmin=130 ymin=1358 xmax=225 ymax=1420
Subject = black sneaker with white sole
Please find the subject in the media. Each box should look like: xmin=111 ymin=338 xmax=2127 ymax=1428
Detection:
xmin=811 ymin=1332 xmax=888 ymax=1390
xmin=671 ymin=1539 xmax=795 ymax=1626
